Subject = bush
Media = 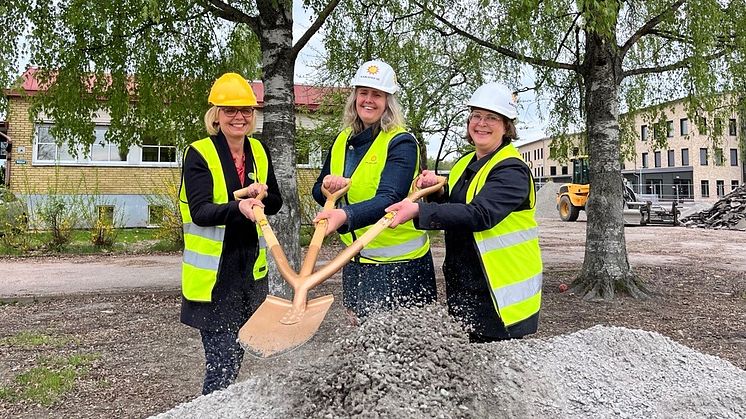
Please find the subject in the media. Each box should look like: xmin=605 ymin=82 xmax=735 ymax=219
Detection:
xmin=36 ymin=196 xmax=79 ymax=251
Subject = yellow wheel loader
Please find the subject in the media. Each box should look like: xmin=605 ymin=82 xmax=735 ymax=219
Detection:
xmin=556 ymin=156 xmax=680 ymax=226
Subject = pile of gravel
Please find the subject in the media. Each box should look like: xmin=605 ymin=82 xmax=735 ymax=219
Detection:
xmin=152 ymin=306 xmax=746 ymax=419
xmin=534 ymin=181 xmax=564 ymax=220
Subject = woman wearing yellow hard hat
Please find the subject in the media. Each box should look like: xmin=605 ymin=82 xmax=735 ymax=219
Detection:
xmin=311 ymin=59 xmax=437 ymax=323
xmin=386 ymin=82 xmax=543 ymax=343
xmin=179 ymin=72 xmax=283 ymax=394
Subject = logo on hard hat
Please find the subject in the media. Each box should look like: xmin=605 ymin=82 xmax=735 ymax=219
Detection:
xmin=367 ymin=65 xmax=379 ymax=75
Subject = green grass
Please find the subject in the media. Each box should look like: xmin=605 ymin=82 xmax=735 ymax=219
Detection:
xmin=0 ymin=353 xmax=99 ymax=406
xmin=0 ymin=331 xmax=76 ymax=349
xmin=0 ymin=227 xmax=179 ymax=256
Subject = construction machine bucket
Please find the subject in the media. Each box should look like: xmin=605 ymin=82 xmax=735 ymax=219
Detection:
xmin=238 ymin=294 xmax=334 ymax=358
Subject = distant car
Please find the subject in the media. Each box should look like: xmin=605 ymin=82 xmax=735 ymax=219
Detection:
xmin=0 ymin=189 xmax=28 ymax=235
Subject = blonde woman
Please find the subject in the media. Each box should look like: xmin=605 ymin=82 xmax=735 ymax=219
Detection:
xmin=312 ymin=60 xmax=436 ymax=323
xmin=179 ymin=73 xmax=282 ymax=394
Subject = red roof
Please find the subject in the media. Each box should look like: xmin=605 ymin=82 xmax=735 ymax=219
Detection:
xmin=8 ymin=68 xmax=337 ymax=110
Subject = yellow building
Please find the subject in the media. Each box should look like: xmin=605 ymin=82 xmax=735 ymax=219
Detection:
xmin=3 ymin=70 xmax=331 ymax=227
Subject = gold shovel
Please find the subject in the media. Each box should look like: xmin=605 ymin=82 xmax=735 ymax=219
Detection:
xmin=235 ymin=176 xmax=446 ymax=358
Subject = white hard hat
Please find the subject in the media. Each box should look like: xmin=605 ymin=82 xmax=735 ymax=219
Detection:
xmin=466 ymin=82 xmax=518 ymax=120
xmin=350 ymin=60 xmax=400 ymax=94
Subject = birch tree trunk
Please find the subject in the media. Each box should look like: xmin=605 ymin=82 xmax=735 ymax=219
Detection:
xmin=256 ymin=7 xmax=299 ymax=297
xmin=573 ymin=33 xmax=648 ymax=299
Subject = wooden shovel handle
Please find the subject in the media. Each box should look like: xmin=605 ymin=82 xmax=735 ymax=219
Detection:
xmin=296 ymin=175 xmax=447 ymax=295
xmin=300 ymin=179 xmax=351 ymax=276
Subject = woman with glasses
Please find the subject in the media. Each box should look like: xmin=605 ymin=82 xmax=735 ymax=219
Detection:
xmin=386 ymin=82 xmax=543 ymax=343
xmin=311 ymin=60 xmax=437 ymax=324
xmin=179 ymin=73 xmax=282 ymax=394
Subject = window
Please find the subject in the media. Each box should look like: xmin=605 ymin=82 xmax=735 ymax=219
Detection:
xmin=716 ymin=180 xmax=725 ymax=198
xmin=35 ymin=124 xmax=79 ymax=162
xmin=700 ymin=148 xmax=708 ymax=166
xmin=701 ymin=180 xmax=709 ymax=198
xmin=148 ymin=205 xmax=164 ymax=226
xmin=141 ymin=136 xmax=176 ymax=163
xmin=550 ymin=166 xmax=557 ymax=176
xmin=732 ymin=180 xmax=740 ymax=191
xmin=92 ymin=127 xmax=125 ymax=162
xmin=681 ymin=148 xmax=689 ymax=166
xmin=540 ymin=148 xmax=544 ymax=159
xmin=714 ymin=148 xmax=724 ymax=166
xmin=666 ymin=121 xmax=674 ymax=138
xmin=561 ymin=166 xmax=568 ymax=175
xmin=729 ymin=119 xmax=737 ymax=136
xmin=97 ymin=205 xmax=115 ymax=224
xmin=667 ymin=150 xmax=675 ymax=167
xmin=730 ymin=149 xmax=739 ymax=167
xmin=654 ymin=151 xmax=661 ymax=168
xmin=642 ymin=152 xmax=649 ymax=168
xmin=641 ymin=125 xmax=648 ymax=141
xmin=572 ymin=147 xmax=579 ymax=156
xmin=680 ymin=118 xmax=689 ymax=136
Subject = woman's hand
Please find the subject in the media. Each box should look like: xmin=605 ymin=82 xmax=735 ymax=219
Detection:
xmin=313 ymin=208 xmax=348 ymax=236
xmin=239 ymin=198 xmax=264 ymax=222
xmin=322 ymin=175 xmax=349 ymax=194
xmin=385 ymin=200 xmax=419 ymax=228
xmin=416 ymin=170 xmax=440 ymax=188
xmin=244 ymin=183 xmax=268 ymax=198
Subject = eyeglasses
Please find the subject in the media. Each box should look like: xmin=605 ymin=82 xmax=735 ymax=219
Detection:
xmin=469 ymin=111 xmax=502 ymax=125
xmin=221 ymin=107 xmax=255 ymax=118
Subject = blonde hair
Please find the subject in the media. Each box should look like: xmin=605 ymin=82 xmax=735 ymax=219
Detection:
xmin=464 ymin=109 xmax=518 ymax=145
xmin=341 ymin=88 xmax=406 ymax=134
xmin=203 ymin=106 xmax=257 ymax=136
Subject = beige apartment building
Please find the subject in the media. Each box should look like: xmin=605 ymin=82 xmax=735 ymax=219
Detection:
xmin=516 ymin=97 xmax=745 ymax=203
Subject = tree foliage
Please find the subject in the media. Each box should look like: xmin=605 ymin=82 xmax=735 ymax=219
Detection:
xmin=315 ymin=0 xmax=507 ymax=171
xmin=412 ymin=0 xmax=746 ymax=299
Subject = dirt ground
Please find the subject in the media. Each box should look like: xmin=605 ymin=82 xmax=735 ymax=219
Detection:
xmin=0 ymin=219 xmax=744 ymax=418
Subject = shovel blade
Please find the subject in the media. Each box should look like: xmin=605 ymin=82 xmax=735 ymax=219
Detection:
xmin=238 ymin=294 xmax=334 ymax=358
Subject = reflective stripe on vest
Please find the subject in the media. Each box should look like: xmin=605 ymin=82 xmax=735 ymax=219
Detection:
xmin=449 ymin=144 xmax=543 ymax=327
xmin=330 ymin=127 xmax=429 ymax=263
xmin=179 ymin=136 xmax=269 ymax=302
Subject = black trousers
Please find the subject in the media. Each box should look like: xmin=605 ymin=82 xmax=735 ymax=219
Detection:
xmin=200 ymin=329 xmax=244 ymax=395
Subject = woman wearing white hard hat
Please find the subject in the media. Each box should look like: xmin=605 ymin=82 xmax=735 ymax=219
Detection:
xmin=180 ymin=73 xmax=283 ymax=394
xmin=387 ymin=82 xmax=543 ymax=342
xmin=311 ymin=59 xmax=437 ymax=323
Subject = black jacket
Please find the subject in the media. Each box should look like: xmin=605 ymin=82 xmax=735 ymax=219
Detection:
xmin=180 ymin=133 xmax=282 ymax=332
xmin=416 ymin=143 xmax=539 ymax=338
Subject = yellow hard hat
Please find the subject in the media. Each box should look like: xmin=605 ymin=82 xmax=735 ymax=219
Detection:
xmin=208 ymin=73 xmax=258 ymax=107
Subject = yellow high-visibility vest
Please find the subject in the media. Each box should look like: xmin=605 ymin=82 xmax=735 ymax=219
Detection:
xmin=179 ymin=137 xmax=269 ymax=302
xmin=330 ymin=127 xmax=429 ymax=263
xmin=448 ymin=144 xmax=542 ymax=327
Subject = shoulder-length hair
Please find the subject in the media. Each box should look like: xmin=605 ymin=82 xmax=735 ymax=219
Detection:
xmin=341 ymin=88 xmax=406 ymax=134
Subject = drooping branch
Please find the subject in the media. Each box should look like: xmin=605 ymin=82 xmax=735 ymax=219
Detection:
xmin=291 ymin=0 xmax=342 ymax=59
xmin=412 ymin=0 xmax=577 ymax=72
xmin=622 ymin=49 xmax=729 ymax=78
xmin=200 ymin=0 xmax=258 ymax=33
xmin=620 ymin=0 xmax=686 ymax=56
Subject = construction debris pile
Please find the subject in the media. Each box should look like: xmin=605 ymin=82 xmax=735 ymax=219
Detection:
xmin=152 ymin=305 xmax=746 ymax=419
xmin=680 ymin=185 xmax=746 ymax=230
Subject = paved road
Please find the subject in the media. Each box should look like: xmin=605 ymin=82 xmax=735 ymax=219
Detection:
xmin=3 ymin=218 xmax=744 ymax=300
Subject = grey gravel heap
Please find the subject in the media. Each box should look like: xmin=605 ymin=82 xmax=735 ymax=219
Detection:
xmin=152 ymin=305 xmax=746 ymax=419
xmin=681 ymin=184 xmax=746 ymax=230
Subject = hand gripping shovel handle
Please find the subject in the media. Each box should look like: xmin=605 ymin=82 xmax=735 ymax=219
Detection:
xmin=291 ymin=175 xmax=448 ymax=299
xmin=299 ymin=179 xmax=351 ymax=276
xmin=233 ymin=186 xmax=301 ymax=287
